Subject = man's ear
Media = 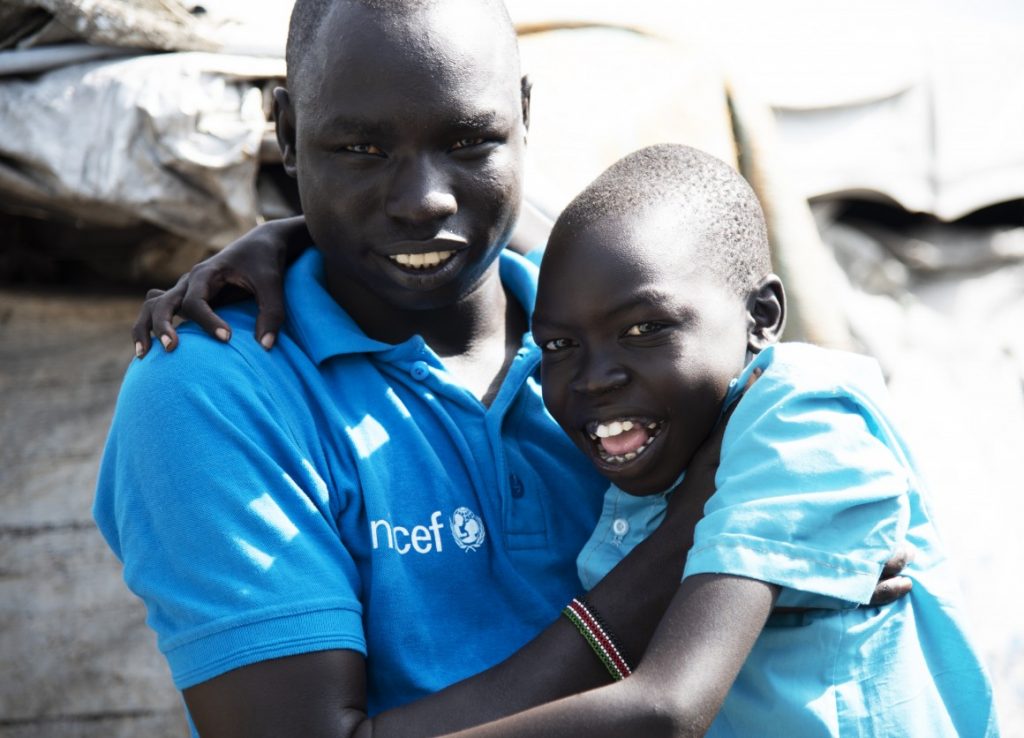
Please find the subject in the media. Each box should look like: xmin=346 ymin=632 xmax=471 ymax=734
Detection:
xmin=746 ymin=274 xmax=786 ymax=353
xmin=520 ymin=74 xmax=532 ymax=134
xmin=273 ymin=87 xmax=298 ymax=178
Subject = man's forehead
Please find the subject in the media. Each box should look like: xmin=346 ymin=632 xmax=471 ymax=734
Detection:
xmin=319 ymin=0 xmax=515 ymax=59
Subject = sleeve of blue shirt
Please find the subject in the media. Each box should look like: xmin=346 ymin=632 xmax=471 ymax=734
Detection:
xmin=93 ymin=325 xmax=366 ymax=689
xmin=683 ymin=366 xmax=911 ymax=608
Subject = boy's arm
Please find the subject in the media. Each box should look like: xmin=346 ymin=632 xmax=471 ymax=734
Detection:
xmin=131 ymin=216 xmax=310 ymax=357
xmin=441 ymin=574 xmax=780 ymax=738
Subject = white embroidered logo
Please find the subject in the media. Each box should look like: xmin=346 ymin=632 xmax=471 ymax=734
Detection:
xmin=449 ymin=506 xmax=486 ymax=551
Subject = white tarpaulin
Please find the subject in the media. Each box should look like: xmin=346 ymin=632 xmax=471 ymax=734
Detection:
xmin=0 ymin=52 xmax=283 ymax=248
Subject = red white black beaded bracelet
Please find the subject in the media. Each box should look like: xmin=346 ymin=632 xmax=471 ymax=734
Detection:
xmin=562 ymin=597 xmax=634 ymax=681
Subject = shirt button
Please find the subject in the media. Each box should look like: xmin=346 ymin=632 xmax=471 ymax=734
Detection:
xmin=509 ymin=474 xmax=525 ymax=499
xmin=612 ymin=518 xmax=630 ymax=536
xmin=410 ymin=361 xmax=430 ymax=381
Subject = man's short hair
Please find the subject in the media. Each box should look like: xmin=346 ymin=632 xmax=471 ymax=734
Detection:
xmin=286 ymin=0 xmax=517 ymax=102
xmin=552 ymin=143 xmax=772 ymax=296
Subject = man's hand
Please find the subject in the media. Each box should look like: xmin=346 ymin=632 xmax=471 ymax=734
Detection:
xmin=869 ymin=544 xmax=915 ymax=605
xmin=131 ymin=216 xmax=309 ymax=358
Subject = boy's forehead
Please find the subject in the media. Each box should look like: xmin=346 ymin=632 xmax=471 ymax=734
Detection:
xmin=552 ymin=208 xmax=705 ymax=276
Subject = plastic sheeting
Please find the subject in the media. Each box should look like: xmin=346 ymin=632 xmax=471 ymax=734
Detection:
xmin=0 ymin=52 xmax=281 ymax=250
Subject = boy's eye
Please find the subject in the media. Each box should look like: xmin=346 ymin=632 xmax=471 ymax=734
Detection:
xmin=624 ymin=322 xmax=665 ymax=337
xmin=342 ymin=143 xmax=384 ymax=156
xmin=541 ymin=337 xmax=575 ymax=352
xmin=450 ymin=137 xmax=486 ymax=151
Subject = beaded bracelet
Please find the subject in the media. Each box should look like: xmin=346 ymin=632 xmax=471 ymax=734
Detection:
xmin=562 ymin=597 xmax=633 ymax=681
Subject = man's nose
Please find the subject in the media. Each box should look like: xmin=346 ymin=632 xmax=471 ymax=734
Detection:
xmin=385 ymin=156 xmax=457 ymax=225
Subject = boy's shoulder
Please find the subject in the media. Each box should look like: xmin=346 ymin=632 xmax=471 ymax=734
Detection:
xmin=749 ymin=342 xmax=888 ymax=405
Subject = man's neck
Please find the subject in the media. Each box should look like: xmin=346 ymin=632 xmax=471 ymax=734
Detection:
xmin=325 ymin=259 xmax=528 ymax=404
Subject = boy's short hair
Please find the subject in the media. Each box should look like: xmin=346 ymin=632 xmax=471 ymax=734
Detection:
xmin=552 ymin=143 xmax=772 ymax=296
xmin=286 ymin=0 xmax=517 ymax=102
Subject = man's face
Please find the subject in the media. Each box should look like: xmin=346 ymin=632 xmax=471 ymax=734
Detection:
xmin=282 ymin=2 xmax=526 ymax=311
xmin=533 ymin=211 xmax=752 ymax=495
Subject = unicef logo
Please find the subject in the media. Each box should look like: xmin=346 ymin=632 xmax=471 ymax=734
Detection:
xmin=449 ymin=506 xmax=486 ymax=551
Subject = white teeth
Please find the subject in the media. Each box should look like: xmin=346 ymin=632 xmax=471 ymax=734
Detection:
xmin=595 ymin=418 xmax=657 ymax=438
xmin=389 ymin=250 xmax=455 ymax=270
xmin=592 ymin=419 xmax=663 ymax=465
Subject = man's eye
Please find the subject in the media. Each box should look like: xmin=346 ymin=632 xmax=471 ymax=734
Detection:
xmin=541 ymin=337 xmax=575 ymax=352
xmin=450 ymin=137 xmax=486 ymax=151
xmin=342 ymin=143 xmax=384 ymax=156
xmin=625 ymin=322 xmax=664 ymax=337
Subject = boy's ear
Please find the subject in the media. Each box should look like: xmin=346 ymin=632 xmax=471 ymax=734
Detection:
xmin=746 ymin=274 xmax=786 ymax=353
xmin=273 ymin=87 xmax=298 ymax=178
xmin=520 ymin=75 xmax=532 ymax=134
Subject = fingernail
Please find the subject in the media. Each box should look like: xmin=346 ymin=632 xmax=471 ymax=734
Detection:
xmin=215 ymin=327 xmax=230 ymax=342
xmin=260 ymin=333 xmax=276 ymax=350
xmin=135 ymin=341 xmax=144 ymax=358
xmin=160 ymin=335 xmax=172 ymax=350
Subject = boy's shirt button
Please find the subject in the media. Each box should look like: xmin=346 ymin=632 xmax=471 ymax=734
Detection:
xmin=612 ymin=518 xmax=630 ymax=536
xmin=410 ymin=361 xmax=430 ymax=381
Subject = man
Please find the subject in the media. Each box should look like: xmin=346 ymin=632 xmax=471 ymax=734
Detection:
xmin=95 ymin=1 xmax=710 ymax=735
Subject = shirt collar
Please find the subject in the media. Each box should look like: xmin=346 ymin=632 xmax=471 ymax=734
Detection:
xmin=284 ymin=247 xmax=540 ymax=365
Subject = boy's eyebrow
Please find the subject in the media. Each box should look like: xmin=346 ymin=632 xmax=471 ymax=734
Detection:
xmin=450 ymin=111 xmax=502 ymax=129
xmin=533 ymin=288 xmax=691 ymax=330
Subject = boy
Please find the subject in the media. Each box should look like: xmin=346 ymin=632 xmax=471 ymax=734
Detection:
xmin=454 ymin=143 xmax=999 ymax=735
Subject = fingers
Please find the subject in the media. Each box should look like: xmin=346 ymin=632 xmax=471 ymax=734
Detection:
xmin=868 ymin=575 xmax=913 ymax=606
xmin=249 ymin=274 xmax=286 ymax=350
xmin=181 ymin=273 xmax=232 ymax=344
xmin=130 ymin=289 xmax=161 ymax=358
xmin=880 ymin=543 xmax=918 ymax=580
xmin=131 ymin=286 xmax=181 ymax=357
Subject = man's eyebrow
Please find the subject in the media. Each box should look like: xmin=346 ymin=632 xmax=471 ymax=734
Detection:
xmin=320 ymin=115 xmax=397 ymax=137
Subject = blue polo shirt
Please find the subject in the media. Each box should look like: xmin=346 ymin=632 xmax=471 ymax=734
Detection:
xmin=578 ymin=344 xmax=998 ymax=736
xmin=94 ymin=248 xmax=605 ymax=714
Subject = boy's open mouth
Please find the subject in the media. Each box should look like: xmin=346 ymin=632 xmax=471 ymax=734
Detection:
xmin=585 ymin=417 xmax=664 ymax=466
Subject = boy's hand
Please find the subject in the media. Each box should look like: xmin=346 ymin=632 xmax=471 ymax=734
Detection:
xmin=131 ymin=216 xmax=309 ymax=358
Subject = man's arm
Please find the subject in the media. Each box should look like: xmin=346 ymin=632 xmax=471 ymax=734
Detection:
xmin=181 ymin=454 xmax=708 ymax=738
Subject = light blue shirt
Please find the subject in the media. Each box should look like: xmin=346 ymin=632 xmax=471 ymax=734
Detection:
xmin=94 ymin=249 xmax=606 ymax=719
xmin=579 ymin=343 xmax=998 ymax=737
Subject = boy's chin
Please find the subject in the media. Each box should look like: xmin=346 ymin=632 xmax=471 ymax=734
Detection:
xmin=604 ymin=467 xmax=684 ymax=497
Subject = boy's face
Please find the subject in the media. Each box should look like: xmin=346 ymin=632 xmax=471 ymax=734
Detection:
xmin=534 ymin=211 xmax=753 ymax=495
xmin=278 ymin=2 xmax=526 ymax=311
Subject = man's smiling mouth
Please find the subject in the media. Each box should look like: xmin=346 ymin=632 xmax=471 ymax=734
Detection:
xmin=387 ymin=250 xmax=456 ymax=271
xmin=585 ymin=417 xmax=664 ymax=465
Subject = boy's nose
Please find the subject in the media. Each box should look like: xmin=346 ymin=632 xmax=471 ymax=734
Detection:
xmin=385 ymin=156 xmax=458 ymax=225
xmin=570 ymin=361 xmax=628 ymax=396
